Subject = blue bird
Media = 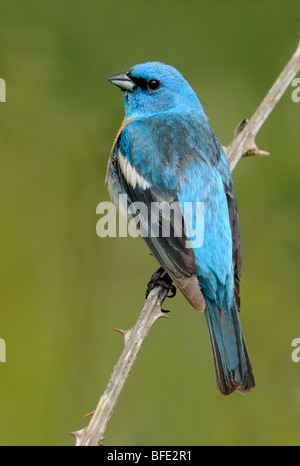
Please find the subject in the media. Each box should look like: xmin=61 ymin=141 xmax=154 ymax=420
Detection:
xmin=106 ymin=62 xmax=255 ymax=395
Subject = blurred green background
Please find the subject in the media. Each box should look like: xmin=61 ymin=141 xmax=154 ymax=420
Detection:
xmin=0 ymin=0 xmax=299 ymax=446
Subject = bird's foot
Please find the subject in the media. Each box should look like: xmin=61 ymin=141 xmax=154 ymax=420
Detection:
xmin=146 ymin=267 xmax=177 ymax=311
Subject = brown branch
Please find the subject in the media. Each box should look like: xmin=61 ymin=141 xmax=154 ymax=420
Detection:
xmin=71 ymin=285 xmax=170 ymax=446
xmin=225 ymin=39 xmax=300 ymax=171
xmin=72 ymin=40 xmax=300 ymax=446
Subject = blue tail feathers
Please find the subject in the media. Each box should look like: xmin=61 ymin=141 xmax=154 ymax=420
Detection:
xmin=204 ymin=299 xmax=255 ymax=395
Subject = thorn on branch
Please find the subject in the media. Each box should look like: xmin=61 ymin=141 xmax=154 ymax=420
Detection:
xmin=159 ymin=312 xmax=172 ymax=319
xmin=70 ymin=428 xmax=86 ymax=446
xmin=234 ymin=117 xmax=249 ymax=137
xmin=112 ymin=327 xmax=129 ymax=336
xmin=233 ymin=118 xmax=270 ymax=159
xmin=82 ymin=410 xmax=95 ymax=418
xmin=243 ymin=147 xmax=270 ymax=158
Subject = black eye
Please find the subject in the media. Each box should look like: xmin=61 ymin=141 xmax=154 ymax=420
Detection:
xmin=147 ymin=79 xmax=161 ymax=90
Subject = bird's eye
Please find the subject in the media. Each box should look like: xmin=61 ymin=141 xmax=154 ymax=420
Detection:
xmin=147 ymin=79 xmax=161 ymax=90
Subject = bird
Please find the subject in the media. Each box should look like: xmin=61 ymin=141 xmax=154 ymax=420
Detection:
xmin=106 ymin=62 xmax=255 ymax=395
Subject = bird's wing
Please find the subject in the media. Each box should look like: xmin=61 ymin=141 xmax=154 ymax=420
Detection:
xmin=107 ymin=114 xmax=238 ymax=312
xmin=107 ymin=117 xmax=206 ymax=311
xmin=225 ymin=182 xmax=243 ymax=311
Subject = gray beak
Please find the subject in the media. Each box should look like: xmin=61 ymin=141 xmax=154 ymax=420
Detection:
xmin=108 ymin=71 xmax=135 ymax=91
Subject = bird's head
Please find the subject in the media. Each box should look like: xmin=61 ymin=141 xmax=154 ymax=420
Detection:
xmin=108 ymin=62 xmax=205 ymax=119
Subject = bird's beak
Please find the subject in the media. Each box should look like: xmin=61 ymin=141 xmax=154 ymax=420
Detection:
xmin=108 ymin=72 xmax=135 ymax=91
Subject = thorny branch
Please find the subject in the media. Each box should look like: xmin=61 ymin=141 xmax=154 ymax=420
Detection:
xmin=72 ymin=40 xmax=300 ymax=446
xmin=225 ymin=39 xmax=300 ymax=170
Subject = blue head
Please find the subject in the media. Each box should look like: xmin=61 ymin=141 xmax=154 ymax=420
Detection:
xmin=108 ymin=62 xmax=206 ymax=119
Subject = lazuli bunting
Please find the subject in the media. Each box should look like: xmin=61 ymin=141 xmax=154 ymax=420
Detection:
xmin=106 ymin=62 xmax=255 ymax=395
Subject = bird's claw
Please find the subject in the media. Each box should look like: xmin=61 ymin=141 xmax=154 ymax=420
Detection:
xmin=146 ymin=267 xmax=177 ymax=300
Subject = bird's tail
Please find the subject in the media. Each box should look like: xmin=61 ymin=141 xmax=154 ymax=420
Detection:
xmin=204 ymin=299 xmax=255 ymax=395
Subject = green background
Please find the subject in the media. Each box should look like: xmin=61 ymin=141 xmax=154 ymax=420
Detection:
xmin=0 ymin=0 xmax=299 ymax=446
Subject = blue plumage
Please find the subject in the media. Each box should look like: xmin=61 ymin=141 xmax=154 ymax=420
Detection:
xmin=106 ymin=62 xmax=255 ymax=395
